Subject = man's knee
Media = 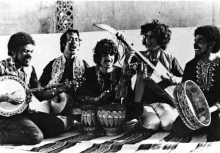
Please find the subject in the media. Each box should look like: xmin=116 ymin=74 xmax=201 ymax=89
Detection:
xmin=160 ymin=108 xmax=179 ymax=131
xmin=141 ymin=106 xmax=160 ymax=131
xmin=27 ymin=130 xmax=44 ymax=145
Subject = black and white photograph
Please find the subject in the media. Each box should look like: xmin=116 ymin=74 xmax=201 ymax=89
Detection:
xmin=0 ymin=0 xmax=220 ymax=152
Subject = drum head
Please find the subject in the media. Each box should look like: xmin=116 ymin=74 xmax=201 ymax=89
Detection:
xmin=185 ymin=80 xmax=211 ymax=126
xmin=81 ymin=105 xmax=96 ymax=110
xmin=174 ymin=80 xmax=211 ymax=130
xmin=0 ymin=76 xmax=27 ymax=117
xmin=97 ymin=104 xmax=126 ymax=111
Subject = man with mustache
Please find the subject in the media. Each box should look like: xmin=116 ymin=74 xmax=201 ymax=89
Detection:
xmin=172 ymin=25 xmax=220 ymax=141
xmin=77 ymin=39 xmax=146 ymax=133
xmin=0 ymin=32 xmax=68 ymax=144
xmin=38 ymin=29 xmax=89 ymax=124
xmin=125 ymin=19 xmax=183 ymax=132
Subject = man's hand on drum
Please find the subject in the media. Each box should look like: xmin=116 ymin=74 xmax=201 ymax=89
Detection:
xmin=6 ymin=90 xmax=25 ymax=105
xmin=96 ymin=90 xmax=112 ymax=103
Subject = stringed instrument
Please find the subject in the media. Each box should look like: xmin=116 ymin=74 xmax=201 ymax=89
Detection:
xmin=93 ymin=23 xmax=178 ymax=107
xmin=0 ymin=75 xmax=84 ymax=117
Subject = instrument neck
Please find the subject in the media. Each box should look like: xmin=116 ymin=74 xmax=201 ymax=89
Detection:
xmin=26 ymin=83 xmax=65 ymax=94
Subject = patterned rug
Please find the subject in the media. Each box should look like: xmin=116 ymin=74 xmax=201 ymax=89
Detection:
xmin=1 ymin=126 xmax=216 ymax=153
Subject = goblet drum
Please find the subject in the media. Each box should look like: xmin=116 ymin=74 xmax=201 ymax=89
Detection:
xmin=97 ymin=104 xmax=126 ymax=136
xmin=174 ymin=80 xmax=220 ymax=130
xmin=81 ymin=105 xmax=97 ymax=135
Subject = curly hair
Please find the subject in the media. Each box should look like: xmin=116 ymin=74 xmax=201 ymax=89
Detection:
xmin=8 ymin=32 xmax=35 ymax=56
xmin=195 ymin=25 xmax=220 ymax=53
xmin=60 ymin=29 xmax=81 ymax=53
xmin=93 ymin=39 xmax=119 ymax=66
xmin=140 ymin=19 xmax=171 ymax=50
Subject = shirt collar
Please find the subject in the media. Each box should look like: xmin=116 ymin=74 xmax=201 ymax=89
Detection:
xmin=145 ymin=49 xmax=161 ymax=61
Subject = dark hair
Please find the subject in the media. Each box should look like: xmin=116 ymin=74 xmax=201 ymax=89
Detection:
xmin=8 ymin=32 xmax=35 ymax=56
xmin=93 ymin=39 xmax=119 ymax=66
xmin=195 ymin=25 xmax=220 ymax=53
xmin=60 ymin=29 xmax=81 ymax=53
xmin=140 ymin=19 xmax=171 ymax=50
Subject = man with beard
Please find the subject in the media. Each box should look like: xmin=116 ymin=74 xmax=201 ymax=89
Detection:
xmin=77 ymin=39 xmax=145 ymax=132
xmin=38 ymin=29 xmax=89 ymax=123
xmin=172 ymin=25 xmax=220 ymax=142
xmin=125 ymin=19 xmax=183 ymax=132
xmin=0 ymin=32 xmax=68 ymax=145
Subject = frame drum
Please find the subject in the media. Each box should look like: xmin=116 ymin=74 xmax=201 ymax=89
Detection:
xmin=174 ymin=80 xmax=211 ymax=130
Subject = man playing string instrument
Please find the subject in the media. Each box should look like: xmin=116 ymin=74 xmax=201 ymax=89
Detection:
xmin=172 ymin=25 xmax=220 ymax=142
xmin=125 ymin=19 xmax=183 ymax=132
xmin=0 ymin=32 xmax=72 ymax=145
xmin=38 ymin=29 xmax=89 ymax=125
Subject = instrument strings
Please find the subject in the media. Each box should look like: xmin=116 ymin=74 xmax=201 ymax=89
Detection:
xmin=116 ymin=36 xmax=174 ymax=100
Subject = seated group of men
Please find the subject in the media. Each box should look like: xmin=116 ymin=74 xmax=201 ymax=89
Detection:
xmin=1 ymin=19 xmax=220 ymax=145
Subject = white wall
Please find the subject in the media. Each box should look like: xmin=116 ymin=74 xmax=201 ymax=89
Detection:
xmin=1 ymin=1 xmax=220 ymax=35
xmin=0 ymin=27 xmax=198 ymax=78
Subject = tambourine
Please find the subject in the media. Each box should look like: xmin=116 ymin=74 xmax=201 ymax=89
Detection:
xmin=174 ymin=80 xmax=220 ymax=130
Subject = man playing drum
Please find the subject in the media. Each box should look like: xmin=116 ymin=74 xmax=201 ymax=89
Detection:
xmin=172 ymin=25 xmax=220 ymax=142
xmin=38 ymin=29 xmax=89 ymax=125
xmin=77 ymin=39 xmax=147 ymax=132
xmin=0 ymin=32 xmax=71 ymax=145
xmin=125 ymin=19 xmax=183 ymax=132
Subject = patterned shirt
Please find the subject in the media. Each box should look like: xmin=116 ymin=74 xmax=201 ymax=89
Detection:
xmin=0 ymin=57 xmax=40 ymax=96
xmin=39 ymin=57 xmax=89 ymax=108
xmin=182 ymin=57 xmax=220 ymax=106
xmin=133 ymin=49 xmax=183 ymax=104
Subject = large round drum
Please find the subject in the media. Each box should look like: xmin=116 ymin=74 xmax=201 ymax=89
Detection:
xmin=81 ymin=105 xmax=97 ymax=135
xmin=97 ymin=104 xmax=126 ymax=136
xmin=174 ymin=80 xmax=211 ymax=130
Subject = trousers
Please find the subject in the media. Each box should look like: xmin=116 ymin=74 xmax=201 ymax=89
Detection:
xmin=0 ymin=112 xmax=64 ymax=145
xmin=172 ymin=112 xmax=220 ymax=142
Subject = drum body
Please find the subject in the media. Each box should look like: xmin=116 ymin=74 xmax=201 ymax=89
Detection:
xmin=97 ymin=104 xmax=126 ymax=136
xmin=81 ymin=105 xmax=97 ymax=135
xmin=0 ymin=76 xmax=29 ymax=117
xmin=174 ymin=80 xmax=211 ymax=130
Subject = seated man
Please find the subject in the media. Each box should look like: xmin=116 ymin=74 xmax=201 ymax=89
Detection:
xmin=77 ymin=39 xmax=147 ymax=131
xmin=172 ymin=25 xmax=220 ymax=142
xmin=125 ymin=19 xmax=183 ymax=131
xmin=0 ymin=32 xmax=68 ymax=145
xmin=36 ymin=29 xmax=89 ymax=127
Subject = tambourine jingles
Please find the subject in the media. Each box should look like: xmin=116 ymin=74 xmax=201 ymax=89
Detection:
xmin=174 ymin=80 xmax=220 ymax=130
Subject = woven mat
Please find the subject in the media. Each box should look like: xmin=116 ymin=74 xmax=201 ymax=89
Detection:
xmin=1 ymin=126 xmax=214 ymax=153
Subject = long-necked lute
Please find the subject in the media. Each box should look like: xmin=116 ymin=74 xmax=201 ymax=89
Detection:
xmin=93 ymin=23 xmax=177 ymax=107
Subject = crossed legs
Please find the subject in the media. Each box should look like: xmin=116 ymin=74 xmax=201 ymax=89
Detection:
xmin=141 ymin=103 xmax=179 ymax=131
